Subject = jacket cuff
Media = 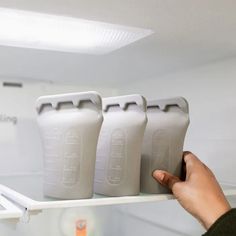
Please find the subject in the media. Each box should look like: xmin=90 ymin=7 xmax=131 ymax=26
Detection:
xmin=203 ymin=208 xmax=236 ymax=236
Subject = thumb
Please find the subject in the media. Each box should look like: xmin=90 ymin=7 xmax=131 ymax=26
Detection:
xmin=153 ymin=170 xmax=182 ymax=190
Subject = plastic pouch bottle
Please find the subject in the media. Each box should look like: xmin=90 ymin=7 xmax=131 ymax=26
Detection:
xmin=140 ymin=97 xmax=189 ymax=194
xmin=94 ymin=94 xmax=147 ymax=196
xmin=36 ymin=91 xmax=103 ymax=199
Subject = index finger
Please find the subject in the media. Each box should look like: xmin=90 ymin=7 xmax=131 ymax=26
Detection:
xmin=183 ymin=151 xmax=203 ymax=178
xmin=183 ymin=151 xmax=201 ymax=164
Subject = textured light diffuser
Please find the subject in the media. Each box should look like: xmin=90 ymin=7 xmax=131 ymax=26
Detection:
xmin=0 ymin=8 xmax=153 ymax=54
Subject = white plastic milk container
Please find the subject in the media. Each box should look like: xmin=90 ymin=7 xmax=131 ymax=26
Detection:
xmin=140 ymin=97 xmax=189 ymax=194
xmin=36 ymin=92 xmax=103 ymax=199
xmin=94 ymin=94 xmax=147 ymax=196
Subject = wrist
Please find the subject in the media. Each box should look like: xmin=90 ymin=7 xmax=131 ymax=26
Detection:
xmin=203 ymin=203 xmax=231 ymax=229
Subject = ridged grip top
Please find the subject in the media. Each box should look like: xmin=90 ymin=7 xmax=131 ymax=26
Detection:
xmin=103 ymin=94 xmax=147 ymax=112
xmin=147 ymin=97 xmax=189 ymax=113
xmin=36 ymin=91 xmax=102 ymax=114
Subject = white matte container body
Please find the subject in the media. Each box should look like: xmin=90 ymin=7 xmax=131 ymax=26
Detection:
xmin=94 ymin=95 xmax=147 ymax=197
xmin=36 ymin=92 xmax=103 ymax=199
xmin=140 ymin=97 xmax=190 ymax=194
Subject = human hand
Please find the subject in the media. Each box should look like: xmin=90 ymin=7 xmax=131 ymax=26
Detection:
xmin=153 ymin=151 xmax=231 ymax=229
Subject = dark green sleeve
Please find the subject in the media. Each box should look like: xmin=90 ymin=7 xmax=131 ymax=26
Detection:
xmin=202 ymin=208 xmax=236 ymax=236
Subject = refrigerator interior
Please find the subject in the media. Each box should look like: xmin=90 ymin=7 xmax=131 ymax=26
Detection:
xmin=0 ymin=1 xmax=236 ymax=236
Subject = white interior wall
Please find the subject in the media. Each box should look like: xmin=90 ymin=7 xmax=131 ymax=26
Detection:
xmin=117 ymin=57 xmax=236 ymax=185
xmin=108 ymin=57 xmax=236 ymax=236
xmin=1 ymin=56 xmax=236 ymax=236
xmin=0 ymin=79 xmax=118 ymax=236
xmin=0 ymin=79 xmax=118 ymax=175
xmin=2 ymin=55 xmax=236 ymax=182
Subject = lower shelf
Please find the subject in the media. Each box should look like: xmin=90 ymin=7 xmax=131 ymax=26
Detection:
xmin=0 ymin=195 xmax=22 ymax=220
xmin=0 ymin=174 xmax=236 ymax=213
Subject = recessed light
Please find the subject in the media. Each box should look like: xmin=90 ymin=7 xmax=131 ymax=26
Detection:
xmin=0 ymin=7 xmax=153 ymax=54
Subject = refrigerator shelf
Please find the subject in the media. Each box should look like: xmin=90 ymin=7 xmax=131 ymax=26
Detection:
xmin=0 ymin=194 xmax=22 ymax=220
xmin=0 ymin=174 xmax=174 ymax=211
xmin=0 ymin=174 xmax=236 ymax=213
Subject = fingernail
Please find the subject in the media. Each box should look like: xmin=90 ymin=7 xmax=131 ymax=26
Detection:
xmin=153 ymin=171 xmax=164 ymax=181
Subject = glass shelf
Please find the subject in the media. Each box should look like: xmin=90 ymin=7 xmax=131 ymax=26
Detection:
xmin=0 ymin=194 xmax=22 ymax=220
xmin=0 ymin=174 xmax=235 ymax=213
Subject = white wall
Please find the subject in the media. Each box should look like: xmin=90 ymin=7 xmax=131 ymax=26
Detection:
xmin=118 ymin=57 xmax=236 ymax=186
xmin=5 ymin=56 xmax=236 ymax=182
xmin=1 ymin=57 xmax=236 ymax=236
xmin=108 ymin=57 xmax=236 ymax=236
xmin=0 ymin=79 xmax=118 ymax=175
xmin=0 ymin=79 xmax=119 ymax=236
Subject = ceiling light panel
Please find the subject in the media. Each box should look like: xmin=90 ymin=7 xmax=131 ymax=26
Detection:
xmin=0 ymin=8 xmax=153 ymax=54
